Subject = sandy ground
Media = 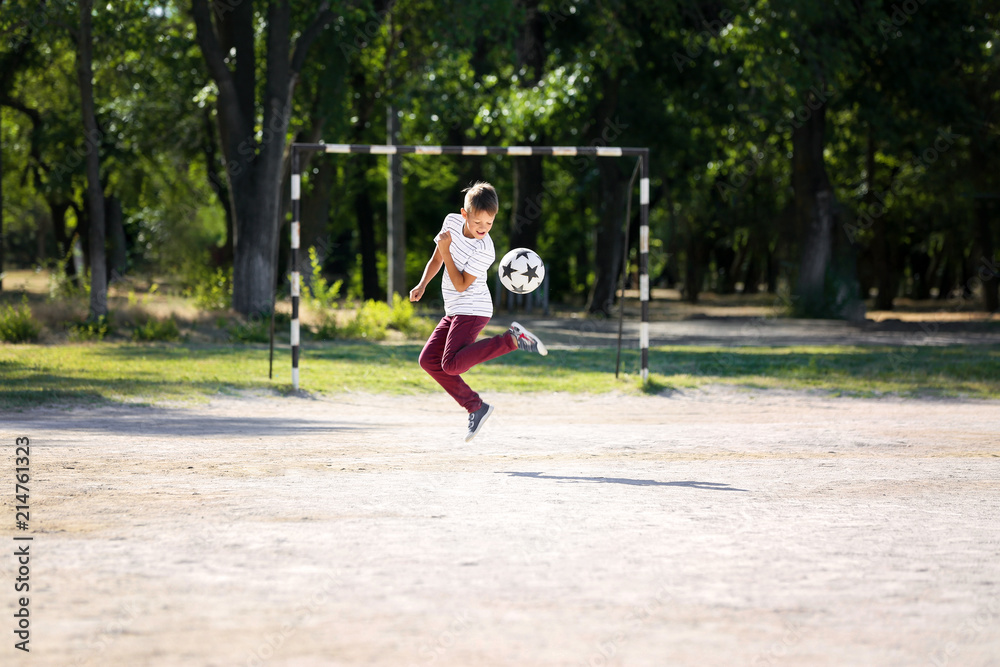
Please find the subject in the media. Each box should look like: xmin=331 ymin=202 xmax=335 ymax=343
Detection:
xmin=2 ymin=387 xmax=999 ymax=667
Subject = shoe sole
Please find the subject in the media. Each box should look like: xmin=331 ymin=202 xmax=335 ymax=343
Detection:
xmin=465 ymin=404 xmax=495 ymax=442
xmin=511 ymin=321 xmax=548 ymax=356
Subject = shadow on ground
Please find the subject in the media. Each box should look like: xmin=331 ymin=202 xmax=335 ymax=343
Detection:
xmin=501 ymin=471 xmax=748 ymax=491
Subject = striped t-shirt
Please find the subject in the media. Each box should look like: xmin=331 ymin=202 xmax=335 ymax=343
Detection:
xmin=439 ymin=213 xmax=495 ymax=317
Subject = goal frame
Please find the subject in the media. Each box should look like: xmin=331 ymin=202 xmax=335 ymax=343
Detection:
xmin=289 ymin=142 xmax=651 ymax=390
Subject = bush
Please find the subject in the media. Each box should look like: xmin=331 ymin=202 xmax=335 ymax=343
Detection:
xmin=47 ymin=244 xmax=89 ymax=301
xmin=0 ymin=297 xmax=41 ymax=343
xmin=301 ymin=246 xmax=343 ymax=310
xmin=131 ymin=316 xmax=181 ymax=342
xmin=302 ymin=246 xmax=342 ymax=339
xmin=185 ymin=266 xmax=232 ymax=311
xmin=68 ymin=315 xmax=111 ymax=342
xmin=311 ymin=317 xmax=338 ymax=340
xmin=228 ymin=314 xmax=274 ymax=344
xmin=341 ymin=299 xmax=392 ymax=340
xmin=389 ymin=293 xmax=435 ymax=339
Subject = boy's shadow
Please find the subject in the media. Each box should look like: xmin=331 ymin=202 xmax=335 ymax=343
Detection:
xmin=500 ymin=471 xmax=748 ymax=491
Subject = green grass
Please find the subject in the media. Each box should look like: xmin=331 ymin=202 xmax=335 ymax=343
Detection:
xmin=0 ymin=342 xmax=998 ymax=409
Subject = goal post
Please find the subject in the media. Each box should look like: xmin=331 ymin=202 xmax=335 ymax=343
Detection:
xmin=288 ymin=143 xmax=652 ymax=391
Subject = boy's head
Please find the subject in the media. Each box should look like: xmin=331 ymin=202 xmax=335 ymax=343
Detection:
xmin=462 ymin=182 xmax=499 ymax=217
xmin=460 ymin=182 xmax=498 ymax=240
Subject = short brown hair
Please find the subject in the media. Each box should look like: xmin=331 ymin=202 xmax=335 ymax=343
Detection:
xmin=462 ymin=181 xmax=499 ymax=215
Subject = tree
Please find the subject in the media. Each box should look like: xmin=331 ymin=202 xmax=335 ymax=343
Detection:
xmin=191 ymin=0 xmax=336 ymax=316
xmin=75 ymin=0 xmax=107 ymax=319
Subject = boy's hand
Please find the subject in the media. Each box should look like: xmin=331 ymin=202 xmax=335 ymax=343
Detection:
xmin=409 ymin=284 xmax=425 ymax=302
xmin=435 ymin=230 xmax=452 ymax=253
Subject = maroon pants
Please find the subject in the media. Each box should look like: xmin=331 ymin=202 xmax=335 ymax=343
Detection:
xmin=419 ymin=315 xmax=517 ymax=413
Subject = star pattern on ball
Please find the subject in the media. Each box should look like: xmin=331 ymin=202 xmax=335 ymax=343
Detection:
xmin=501 ymin=262 xmax=517 ymax=280
xmin=522 ymin=263 xmax=540 ymax=281
xmin=515 ymin=250 xmax=531 ymax=260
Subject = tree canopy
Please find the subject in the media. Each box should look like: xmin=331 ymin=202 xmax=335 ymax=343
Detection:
xmin=1 ymin=0 xmax=997 ymax=315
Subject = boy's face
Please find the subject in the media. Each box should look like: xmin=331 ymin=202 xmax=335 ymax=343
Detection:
xmin=461 ymin=207 xmax=495 ymax=239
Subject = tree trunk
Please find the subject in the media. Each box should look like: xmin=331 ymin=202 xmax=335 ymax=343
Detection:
xmin=387 ymin=104 xmax=406 ymax=298
xmin=910 ymin=251 xmax=932 ymax=301
xmin=202 ymin=108 xmax=234 ymax=265
xmin=192 ymin=0 xmax=334 ymax=316
xmin=300 ymin=159 xmax=334 ymax=264
xmin=971 ymin=142 xmax=999 ymax=312
xmin=684 ymin=231 xmax=705 ymax=304
xmin=48 ymin=200 xmax=76 ymax=282
xmin=975 ymin=199 xmax=998 ymax=312
xmin=586 ymin=161 xmax=628 ymax=315
xmin=76 ymin=0 xmax=107 ymax=319
xmin=509 ymin=0 xmax=546 ymax=250
xmin=106 ymin=195 xmax=127 ymax=281
xmin=867 ymin=126 xmax=894 ymax=310
xmin=792 ymin=97 xmax=861 ymax=319
xmin=354 ymin=170 xmax=380 ymax=300
xmin=0 ymin=106 xmax=4 ymax=292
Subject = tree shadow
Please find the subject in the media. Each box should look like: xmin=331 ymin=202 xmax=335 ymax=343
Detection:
xmin=500 ymin=471 xmax=748 ymax=491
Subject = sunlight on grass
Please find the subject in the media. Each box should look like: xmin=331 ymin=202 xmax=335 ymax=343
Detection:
xmin=1 ymin=342 xmax=998 ymax=409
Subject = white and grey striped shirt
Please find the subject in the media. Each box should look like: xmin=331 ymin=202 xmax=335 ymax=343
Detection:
xmin=439 ymin=213 xmax=495 ymax=317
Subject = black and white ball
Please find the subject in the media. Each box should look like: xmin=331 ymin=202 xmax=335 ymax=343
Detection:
xmin=498 ymin=247 xmax=545 ymax=294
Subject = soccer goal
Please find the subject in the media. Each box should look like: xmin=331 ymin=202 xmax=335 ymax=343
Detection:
xmin=288 ymin=143 xmax=652 ymax=390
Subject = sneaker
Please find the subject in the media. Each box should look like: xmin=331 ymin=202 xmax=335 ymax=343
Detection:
xmin=466 ymin=403 xmax=495 ymax=442
xmin=509 ymin=321 xmax=548 ymax=356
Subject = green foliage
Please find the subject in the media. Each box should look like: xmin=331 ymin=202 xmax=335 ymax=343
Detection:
xmin=301 ymin=246 xmax=343 ymax=309
xmin=341 ymin=300 xmax=392 ymax=341
xmin=0 ymin=297 xmax=41 ymax=343
xmin=302 ymin=246 xmax=342 ymax=340
xmin=389 ymin=293 xmax=435 ymax=338
xmin=311 ymin=317 xmax=339 ymax=341
xmin=185 ymin=266 xmax=233 ymax=311
xmin=131 ymin=317 xmax=181 ymax=342
xmin=228 ymin=316 xmax=272 ymax=344
xmin=47 ymin=247 xmax=89 ymax=302
xmin=3 ymin=0 xmax=997 ymax=319
xmin=67 ymin=316 xmax=111 ymax=342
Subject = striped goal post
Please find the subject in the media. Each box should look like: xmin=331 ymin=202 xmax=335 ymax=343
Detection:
xmin=289 ymin=143 xmax=651 ymax=390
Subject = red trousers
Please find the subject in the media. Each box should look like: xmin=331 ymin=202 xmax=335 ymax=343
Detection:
xmin=419 ymin=315 xmax=517 ymax=413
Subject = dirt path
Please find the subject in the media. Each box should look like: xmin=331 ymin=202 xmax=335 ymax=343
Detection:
xmin=2 ymin=388 xmax=999 ymax=666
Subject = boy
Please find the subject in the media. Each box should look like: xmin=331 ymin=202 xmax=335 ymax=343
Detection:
xmin=410 ymin=182 xmax=547 ymax=442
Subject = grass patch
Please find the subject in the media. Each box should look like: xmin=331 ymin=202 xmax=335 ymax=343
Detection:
xmin=0 ymin=343 xmax=998 ymax=409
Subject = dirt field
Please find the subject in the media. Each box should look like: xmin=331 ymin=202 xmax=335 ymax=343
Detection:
xmin=2 ymin=387 xmax=999 ymax=666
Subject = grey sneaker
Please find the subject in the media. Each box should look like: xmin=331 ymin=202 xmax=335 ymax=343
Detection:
xmin=509 ymin=321 xmax=548 ymax=356
xmin=466 ymin=403 xmax=495 ymax=442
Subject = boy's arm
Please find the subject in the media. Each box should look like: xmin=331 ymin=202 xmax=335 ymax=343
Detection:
xmin=436 ymin=231 xmax=477 ymax=292
xmin=409 ymin=247 xmax=444 ymax=302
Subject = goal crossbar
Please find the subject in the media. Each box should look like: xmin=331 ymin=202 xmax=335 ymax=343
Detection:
xmin=288 ymin=143 xmax=652 ymax=390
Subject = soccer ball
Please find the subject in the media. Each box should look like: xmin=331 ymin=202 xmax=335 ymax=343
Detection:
xmin=498 ymin=247 xmax=545 ymax=294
